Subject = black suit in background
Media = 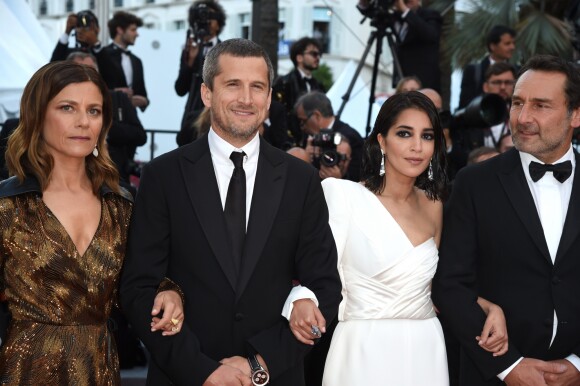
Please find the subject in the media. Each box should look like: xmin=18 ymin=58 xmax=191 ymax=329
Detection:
xmin=97 ymin=44 xmax=149 ymax=112
xmin=433 ymin=148 xmax=580 ymax=385
xmin=107 ymin=90 xmax=147 ymax=189
xmin=120 ymin=134 xmax=342 ymax=386
xmin=458 ymin=56 xmax=491 ymax=109
xmin=331 ymin=119 xmax=364 ymax=182
xmin=273 ymin=69 xmax=325 ymax=147
xmin=394 ymin=7 xmax=442 ymax=92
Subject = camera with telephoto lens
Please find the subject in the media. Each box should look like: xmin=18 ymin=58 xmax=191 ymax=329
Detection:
xmin=76 ymin=10 xmax=96 ymax=29
xmin=312 ymin=129 xmax=346 ymax=168
xmin=189 ymin=3 xmax=214 ymax=42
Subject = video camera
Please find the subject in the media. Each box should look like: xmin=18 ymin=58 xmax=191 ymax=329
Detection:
xmin=311 ymin=129 xmax=346 ymax=168
xmin=450 ymin=93 xmax=507 ymax=130
xmin=357 ymin=0 xmax=397 ymax=28
xmin=189 ymin=3 xmax=217 ymax=42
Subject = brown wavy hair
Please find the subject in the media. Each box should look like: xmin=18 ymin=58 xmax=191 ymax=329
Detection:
xmin=6 ymin=61 xmax=120 ymax=194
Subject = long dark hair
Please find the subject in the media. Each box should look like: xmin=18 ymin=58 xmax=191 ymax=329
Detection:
xmin=361 ymin=91 xmax=447 ymax=200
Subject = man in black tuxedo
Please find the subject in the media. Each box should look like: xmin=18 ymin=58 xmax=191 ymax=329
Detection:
xmin=433 ymin=55 xmax=580 ymax=385
xmin=97 ymin=11 xmax=149 ymax=112
xmin=120 ymin=38 xmax=341 ymax=386
xmin=273 ymin=37 xmax=325 ymax=147
xmin=175 ymin=0 xmax=226 ymax=146
xmin=458 ymin=25 xmax=516 ymax=109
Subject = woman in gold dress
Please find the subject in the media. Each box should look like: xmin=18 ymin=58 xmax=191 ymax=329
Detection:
xmin=0 ymin=62 xmax=183 ymax=385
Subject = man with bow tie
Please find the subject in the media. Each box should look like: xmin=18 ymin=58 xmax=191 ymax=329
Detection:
xmin=97 ymin=11 xmax=149 ymax=112
xmin=433 ymin=55 xmax=580 ymax=386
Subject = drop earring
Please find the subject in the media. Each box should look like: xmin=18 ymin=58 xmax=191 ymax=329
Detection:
xmin=428 ymin=160 xmax=433 ymax=181
xmin=380 ymin=149 xmax=385 ymax=177
xmin=92 ymin=145 xmax=99 ymax=157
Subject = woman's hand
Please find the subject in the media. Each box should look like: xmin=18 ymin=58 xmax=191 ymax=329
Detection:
xmin=289 ymin=299 xmax=326 ymax=345
xmin=476 ymin=298 xmax=508 ymax=356
xmin=151 ymin=290 xmax=184 ymax=336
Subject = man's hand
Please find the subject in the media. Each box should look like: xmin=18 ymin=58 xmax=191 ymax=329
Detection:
xmin=202 ymin=364 xmax=251 ymax=386
xmin=220 ymin=356 xmax=251 ymax=377
xmin=319 ymin=164 xmax=342 ymax=180
xmin=65 ymin=14 xmax=77 ymax=34
xmin=543 ymin=359 xmax=580 ymax=386
xmin=504 ymin=358 xmax=567 ymax=386
xmin=220 ymin=355 xmax=269 ymax=377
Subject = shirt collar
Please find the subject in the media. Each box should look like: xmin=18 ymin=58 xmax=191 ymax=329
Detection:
xmin=208 ymin=128 xmax=260 ymax=166
xmin=298 ymin=68 xmax=311 ymax=80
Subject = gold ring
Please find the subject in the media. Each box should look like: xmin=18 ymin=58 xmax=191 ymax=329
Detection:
xmin=171 ymin=318 xmax=179 ymax=326
xmin=171 ymin=326 xmax=178 ymax=332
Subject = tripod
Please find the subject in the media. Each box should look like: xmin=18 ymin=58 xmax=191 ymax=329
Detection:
xmin=336 ymin=14 xmax=403 ymax=138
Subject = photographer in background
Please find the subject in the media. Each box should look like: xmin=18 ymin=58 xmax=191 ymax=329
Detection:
xmin=50 ymin=10 xmax=101 ymax=62
xmin=457 ymin=62 xmax=516 ymax=153
xmin=358 ymin=0 xmax=442 ymax=92
xmin=175 ymin=0 xmax=226 ymax=146
xmin=295 ymin=91 xmax=363 ymax=182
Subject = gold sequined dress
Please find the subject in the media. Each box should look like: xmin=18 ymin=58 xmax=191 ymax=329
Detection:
xmin=0 ymin=177 xmax=132 ymax=386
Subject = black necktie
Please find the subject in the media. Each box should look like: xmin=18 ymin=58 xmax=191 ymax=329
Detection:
xmin=224 ymin=151 xmax=246 ymax=275
xmin=529 ymin=160 xmax=573 ymax=183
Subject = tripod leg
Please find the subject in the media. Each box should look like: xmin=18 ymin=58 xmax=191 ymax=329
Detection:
xmin=386 ymin=30 xmax=404 ymax=89
xmin=365 ymin=29 xmax=386 ymax=137
xmin=336 ymin=31 xmax=377 ymax=119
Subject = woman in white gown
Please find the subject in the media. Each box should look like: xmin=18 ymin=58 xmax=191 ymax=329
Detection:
xmin=288 ymin=91 xmax=508 ymax=386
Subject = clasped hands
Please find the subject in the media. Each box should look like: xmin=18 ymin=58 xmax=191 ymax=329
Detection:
xmin=505 ymin=358 xmax=580 ymax=386
xmin=203 ymin=355 xmax=269 ymax=386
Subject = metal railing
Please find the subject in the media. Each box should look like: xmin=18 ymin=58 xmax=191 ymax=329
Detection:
xmin=143 ymin=129 xmax=179 ymax=161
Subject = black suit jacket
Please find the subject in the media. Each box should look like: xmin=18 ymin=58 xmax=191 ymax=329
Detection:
xmin=458 ymin=56 xmax=491 ymax=109
xmin=120 ymin=135 xmax=342 ymax=386
xmin=97 ymin=44 xmax=149 ymax=111
xmin=433 ymin=148 xmax=580 ymax=385
xmin=395 ymin=7 xmax=442 ymax=92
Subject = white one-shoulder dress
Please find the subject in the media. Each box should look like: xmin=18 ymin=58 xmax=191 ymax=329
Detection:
xmin=321 ymin=178 xmax=448 ymax=386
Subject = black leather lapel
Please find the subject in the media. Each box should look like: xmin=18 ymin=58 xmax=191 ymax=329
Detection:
xmin=497 ymin=150 xmax=552 ymax=263
xmin=180 ymin=136 xmax=237 ymax=290
xmin=555 ymin=151 xmax=580 ymax=266
xmin=235 ymin=139 xmax=286 ymax=300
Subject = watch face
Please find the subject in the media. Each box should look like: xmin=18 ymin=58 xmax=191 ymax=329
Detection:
xmin=251 ymin=369 xmax=270 ymax=385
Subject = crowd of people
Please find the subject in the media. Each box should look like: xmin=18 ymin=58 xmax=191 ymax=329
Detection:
xmin=0 ymin=0 xmax=579 ymax=385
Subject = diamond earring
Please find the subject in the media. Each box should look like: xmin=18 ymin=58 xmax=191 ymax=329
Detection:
xmin=380 ymin=149 xmax=385 ymax=177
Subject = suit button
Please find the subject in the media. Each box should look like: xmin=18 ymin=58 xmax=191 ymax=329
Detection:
xmin=552 ymin=276 xmax=561 ymax=284
xmin=234 ymin=313 xmax=244 ymax=321
xmin=544 ymin=318 xmax=553 ymax=327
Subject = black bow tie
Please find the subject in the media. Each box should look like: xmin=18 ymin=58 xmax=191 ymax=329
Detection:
xmin=529 ymin=160 xmax=573 ymax=183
